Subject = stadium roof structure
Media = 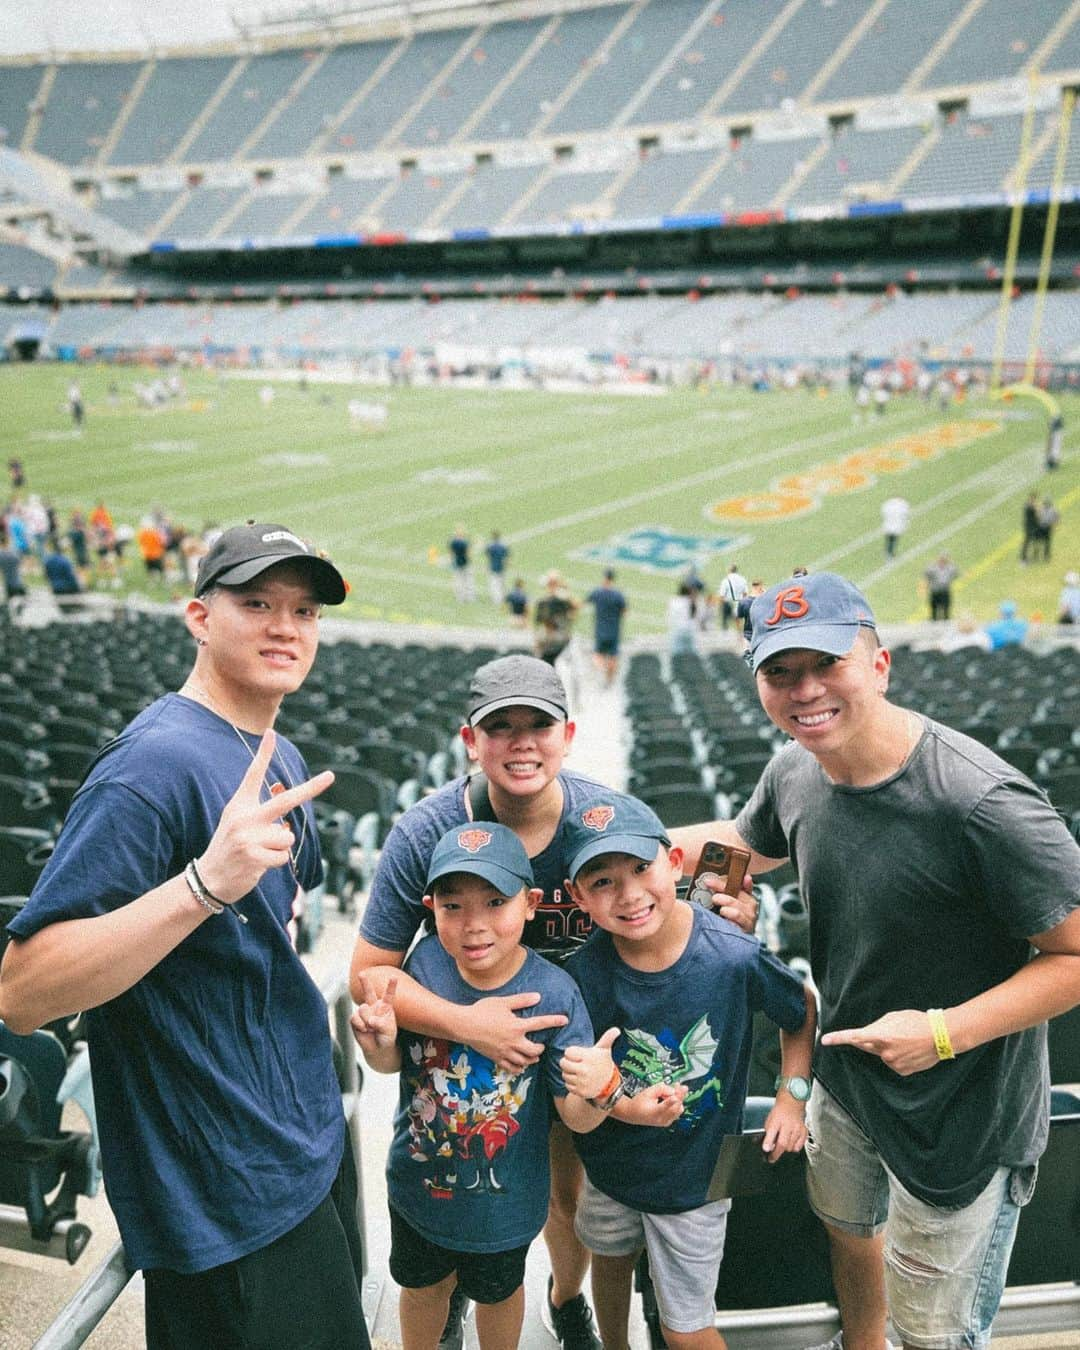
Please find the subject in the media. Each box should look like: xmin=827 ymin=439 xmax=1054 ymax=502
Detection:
xmin=0 ymin=147 xmax=143 ymax=258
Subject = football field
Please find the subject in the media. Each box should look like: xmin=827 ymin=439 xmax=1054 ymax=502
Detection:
xmin=3 ymin=362 xmax=1078 ymax=635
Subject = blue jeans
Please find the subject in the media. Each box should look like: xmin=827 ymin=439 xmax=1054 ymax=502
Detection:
xmin=805 ymin=1083 xmax=1035 ymax=1349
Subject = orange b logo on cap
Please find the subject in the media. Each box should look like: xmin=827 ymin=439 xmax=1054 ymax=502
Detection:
xmin=457 ymin=829 xmax=493 ymax=852
xmin=582 ymin=806 xmax=615 ymax=832
xmin=765 ymin=585 xmax=810 ymax=626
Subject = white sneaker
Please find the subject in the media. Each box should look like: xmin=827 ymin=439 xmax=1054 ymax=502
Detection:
xmin=804 ymin=1336 xmax=897 ymax=1350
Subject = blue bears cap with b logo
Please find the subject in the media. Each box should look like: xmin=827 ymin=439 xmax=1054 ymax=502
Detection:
xmin=748 ymin=572 xmax=876 ymax=673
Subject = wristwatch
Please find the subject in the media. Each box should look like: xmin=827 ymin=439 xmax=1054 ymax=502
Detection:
xmin=774 ymin=1075 xmax=812 ymax=1102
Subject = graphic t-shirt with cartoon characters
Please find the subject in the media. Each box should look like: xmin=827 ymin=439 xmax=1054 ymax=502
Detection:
xmin=387 ymin=936 xmax=594 ymax=1252
xmin=566 ymin=904 xmax=807 ymax=1214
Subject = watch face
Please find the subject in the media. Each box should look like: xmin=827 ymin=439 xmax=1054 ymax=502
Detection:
xmin=778 ymin=1075 xmax=812 ymax=1101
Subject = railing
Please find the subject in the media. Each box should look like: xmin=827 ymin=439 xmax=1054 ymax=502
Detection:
xmin=28 ymin=973 xmax=363 ymax=1350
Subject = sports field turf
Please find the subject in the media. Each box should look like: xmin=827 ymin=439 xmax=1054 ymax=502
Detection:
xmin=3 ymin=362 xmax=1078 ymax=636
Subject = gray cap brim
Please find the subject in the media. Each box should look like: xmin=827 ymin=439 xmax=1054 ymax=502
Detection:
xmin=569 ymin=833 xmax=663 ymax=881
xmin=750 ymin=621 xmax=862 ymax=673
xmin=213 ymin=553 xmax=346 ymax=605
xmin=469 ymin=695 xmax=567 ymax=726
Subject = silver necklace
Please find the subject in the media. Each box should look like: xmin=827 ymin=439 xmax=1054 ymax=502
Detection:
xmin=182 ymin=680 xmax=309 ymax=876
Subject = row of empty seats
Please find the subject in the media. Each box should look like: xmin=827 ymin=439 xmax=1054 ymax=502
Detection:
xmin=80 ymin=98 xmax=1080 ymax=246
xmin=2 ymin=0 xmax=1077 ymax=169
xmin=25 ymin=286 xmax=1080 ymax=363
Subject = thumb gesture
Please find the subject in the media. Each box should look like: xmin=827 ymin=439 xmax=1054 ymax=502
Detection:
xmin=560 ymin=1027 xmax=622 ymax=1100
xmin=197 ymin=730 xmax=335 ymax=905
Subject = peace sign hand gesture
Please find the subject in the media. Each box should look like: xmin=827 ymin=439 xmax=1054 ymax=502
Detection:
xmin=196 ymin=730 xmax=334 ymax=906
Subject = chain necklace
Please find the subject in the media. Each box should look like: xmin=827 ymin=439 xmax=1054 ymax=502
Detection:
xmin=181 ymin=679 xmax=309 ymax=877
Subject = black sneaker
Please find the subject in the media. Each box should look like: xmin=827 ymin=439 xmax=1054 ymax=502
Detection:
xmin=438 ymin=1284 xmax=470 ymax=1350
xmin=540 ymin=1275 xmax=601 ymax=1350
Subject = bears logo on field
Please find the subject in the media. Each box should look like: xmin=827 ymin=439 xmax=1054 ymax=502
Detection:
xmin=582 ymin=806 xmax=615 ymax=832
xmin=457 ymin=829 xmax=493 ymax=852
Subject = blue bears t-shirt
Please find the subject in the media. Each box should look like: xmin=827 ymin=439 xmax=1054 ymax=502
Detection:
xmin=5 ymin=695 xmax=343 ymax=1273
xmin=361 ymin=770 xmax=605 ymax=961
xmin=566 ymin=904 xmax=807 ymax=1214
xmin=387 ymin=937 xmax=594 ymax=1251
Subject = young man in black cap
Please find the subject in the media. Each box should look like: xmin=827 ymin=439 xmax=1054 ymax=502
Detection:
xmin=0 ymin=522 xmax=370 ymax=1350
xmin=680 ymin=571 xmax=1080 ymax=1350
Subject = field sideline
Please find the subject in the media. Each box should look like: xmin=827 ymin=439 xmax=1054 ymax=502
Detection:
xmin=3 ymin=362 xmax=1078 ymax=635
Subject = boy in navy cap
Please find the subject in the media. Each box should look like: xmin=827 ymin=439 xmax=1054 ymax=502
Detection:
xmin=353 ymin=822 xmax=685 ymax=1350
xmin=558 ymin=792 xmax=816 ymax=1350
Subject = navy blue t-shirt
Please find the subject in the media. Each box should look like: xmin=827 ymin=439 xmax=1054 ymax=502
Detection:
xmin=566 ymin=905 xmax=807 ymax=1213
xmin=5 ymin=695 xmax=343 ymax=1273
xmin=587 ymin=586 xmax=626 ymax=643
xmin=449 ymin=537 xmax=470 ymax=568
xmin=506 ymin=586 xmax=528 ymax=617
xmin=485 ymin=541 xmax=509 ymax=575
xmin=388 ymin=937 xmax=593 ymax=1252
xmin=361 ymin=770 xmax=605 ymax=961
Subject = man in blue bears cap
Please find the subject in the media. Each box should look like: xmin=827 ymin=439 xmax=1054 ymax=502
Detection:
xmin=681 ymin=571 xmax=1080 ymax=1350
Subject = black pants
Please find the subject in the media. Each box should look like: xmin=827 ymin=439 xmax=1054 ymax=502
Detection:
xmin=144 ymin=1133 xmax=370 ymax=1350
xmin=929 ymin=590 xmax=951 ymax=621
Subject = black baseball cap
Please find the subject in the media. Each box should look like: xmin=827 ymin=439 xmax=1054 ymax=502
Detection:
xmin=194 ymin=522 xmax=347 ymax=604
xmin=467 ymin=654 xmax=569 ymax=726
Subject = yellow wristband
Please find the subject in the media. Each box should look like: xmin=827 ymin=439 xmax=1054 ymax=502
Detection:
xmin=927 ymin=1008 xmax=955 ymax=1062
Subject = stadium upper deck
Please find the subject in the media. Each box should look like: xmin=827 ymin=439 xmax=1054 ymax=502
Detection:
xmin=0 ymin=0 xmax=1078 ymax=260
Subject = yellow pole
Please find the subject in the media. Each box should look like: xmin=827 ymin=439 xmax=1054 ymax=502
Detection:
xmin=990 ymin=81 xmax=1039 ymax=391
xmin=1024 ymin=88 xmax=1076 ymax=384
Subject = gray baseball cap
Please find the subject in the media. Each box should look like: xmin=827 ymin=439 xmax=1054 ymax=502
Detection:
xmin=467 ymin=654 xmax=569 ymax=726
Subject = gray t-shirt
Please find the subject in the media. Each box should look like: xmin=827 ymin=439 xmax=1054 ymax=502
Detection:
xmin=737 ymin=715 xmax=1080 ymax=1209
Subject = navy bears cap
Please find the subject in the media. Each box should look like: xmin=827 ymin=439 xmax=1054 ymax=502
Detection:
xmin=195 ymin=521 xmax=347 ymax=604
xmin=426 ymin=821 xmax=535 ymax=896
xmin=467 ymin=654 xmax=569 ymax=726
xmin=563 ymin=793 xmax=671 ymax=882
xmin=748 ymin=572 xmax=876 ymax=673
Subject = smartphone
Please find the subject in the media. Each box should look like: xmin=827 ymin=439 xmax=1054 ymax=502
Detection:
xmin=687 ymin=841 xmax=751 ymax=907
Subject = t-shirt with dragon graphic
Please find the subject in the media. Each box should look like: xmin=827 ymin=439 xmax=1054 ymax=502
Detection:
xmin=566 ymin=904 xmax=807 ymax=1214
xmin=386 ymin=935 xmax=594 ymax=1252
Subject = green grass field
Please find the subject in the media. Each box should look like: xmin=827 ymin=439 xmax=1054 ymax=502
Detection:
xmin=3 ymin=362 xmax=1078 ymax=636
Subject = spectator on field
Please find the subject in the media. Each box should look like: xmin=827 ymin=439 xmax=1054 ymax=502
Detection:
xmin=984 ymin=601 xmax=1028 ymax=651
xmin=718 ymin=563 xmax=748 ymax=631
xmin=137 ymin=518 xmax=168 ymax=583
xmin=880 ymin=497 xmax=910 ymax=559
xmin=1058 ymin=572 xmax=1080 ymax=625
xmin=0 ymin=523 xmax=369 ymax=1350
xmin=586 ymin=570 xmax=626 ymax=685
xmin=737 ymin=579 xmax=766 ymax=652
xmin=67 ymin=510 xmax=90 ymax=575
xmin=923 ymin=554 xmax=959 ymax=622
xmin=666 ymin=583 xmax=698 ymax=657
xmin=505 ymin=577 xmax=529 ymax=628
xmin=1046 ymin=413 xmax=1063 ymax=471
xmin=43 ymin=541 xmax=82 ymax=597
xmin=1020 ymin=493 xmax=1040 ymax=564
xmin=0 ymin=523 xmax=26 ymax=605
xmin=449 ymin=524 xmax=475 ymax=603
xmin=485 ymin=531 xmax=510 ymax=606
xmin=534 ymin=572 xmax=579 ymax=669
xmin=1033 ymin=497 xmax=1060 ymax=563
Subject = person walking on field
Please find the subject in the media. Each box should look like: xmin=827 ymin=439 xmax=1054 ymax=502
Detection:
xmin=586 ymin=569 xmax=627 ymax=685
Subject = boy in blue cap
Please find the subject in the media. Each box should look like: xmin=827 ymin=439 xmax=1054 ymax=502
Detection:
xmin=557 ymin=792 xmax=816 ymax=1350
xmin=353 ymin=821 xmax=685 ymax=1350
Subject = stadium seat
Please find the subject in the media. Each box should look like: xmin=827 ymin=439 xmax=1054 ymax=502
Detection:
xmin=0 ymin=778 xmax=55 ymax=832
xmin=0 ymin=829 xmax=55 ymax=895
xmin=1004 ymin=1089 xmax=1080 ymax=1287
xmin=0 ymin=1022 xmax=101 ymax=1264
xmin=638 ymin=785 xmax=719 ymax=829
